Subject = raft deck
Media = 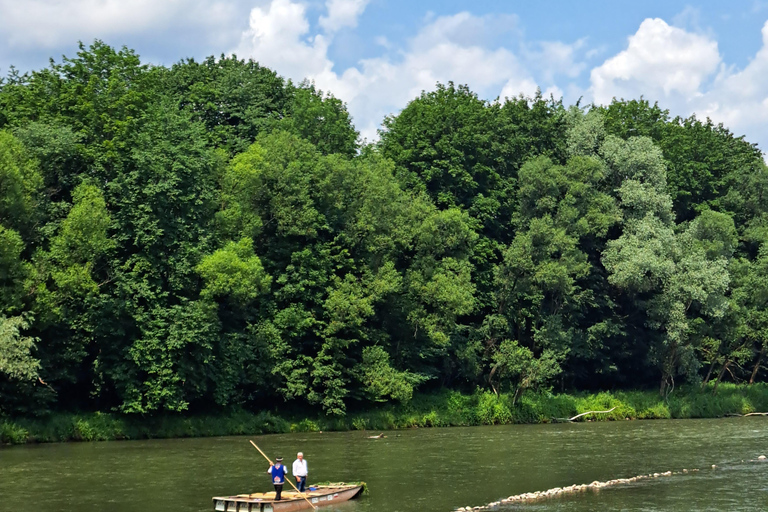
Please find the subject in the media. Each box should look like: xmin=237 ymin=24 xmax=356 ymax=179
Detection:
xmin=213 ymin=484 xmax=364 ymax=512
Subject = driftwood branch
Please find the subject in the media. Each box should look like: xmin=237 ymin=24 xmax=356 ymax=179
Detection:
xmin=724 ymin=412 xmax=768 ymax=417
xmin=569 ymin=407 xmax=617 ymax=421
xmin=552 ymin=407 xmax=617 ymax=423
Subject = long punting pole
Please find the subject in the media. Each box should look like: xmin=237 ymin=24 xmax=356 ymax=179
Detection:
xmin=249 ymin=440 xmax=317 ymax=510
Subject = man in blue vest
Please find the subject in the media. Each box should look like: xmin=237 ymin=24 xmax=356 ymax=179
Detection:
xmin=268 ymin=457 xmax=287 ymax=500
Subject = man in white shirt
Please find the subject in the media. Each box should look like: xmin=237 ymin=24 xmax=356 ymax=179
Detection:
xmin=292 ymin=452 xmax=308 ymax=492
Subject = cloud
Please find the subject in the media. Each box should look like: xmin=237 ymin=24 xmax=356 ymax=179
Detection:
xmin=11 ymin=1 xmax=765 ymax=154
xmin=0 ymin=0 xmax=245 ymax=49
xmin=0 ymin=0 xmax=589 ymax=144
xmin=589 ymin=17 xmax=768 ymax=152
xmin=235 ymin=0 xmax=333 ymax=80
xmin=524 ymin=39 xmax=588 ymax=83
xmin=319 ymin=0 xmax=370 ymax=33
xmin=590 ymin=18 xmax=720 ymax=105
xmin=235 ymin=2 xmax=558 ymax=141
xmin=0 ymin=0 xmax=261 ymax=72
xmin=672 ymin=5 xmax=703 ymax=31
xmin=696 ymin=21 xmax=768 ymax=139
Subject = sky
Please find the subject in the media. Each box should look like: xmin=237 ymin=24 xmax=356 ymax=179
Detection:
xmin=2 ymin=0 xmax=768 ymax=151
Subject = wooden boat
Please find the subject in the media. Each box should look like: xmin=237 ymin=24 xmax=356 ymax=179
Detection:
xmin=213 ymin=484 xmax=364 ymax=512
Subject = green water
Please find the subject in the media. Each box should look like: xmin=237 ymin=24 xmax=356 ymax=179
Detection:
xmin=1 ymin=418 xmax=766 ymax=511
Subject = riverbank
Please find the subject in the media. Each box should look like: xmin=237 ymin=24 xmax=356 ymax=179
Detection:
xmin=2 ymin=383 xmax=767 ymax=445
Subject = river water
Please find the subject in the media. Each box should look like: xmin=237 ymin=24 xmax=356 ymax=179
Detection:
xmin=1 ymin=418 xmax=766 ymax=512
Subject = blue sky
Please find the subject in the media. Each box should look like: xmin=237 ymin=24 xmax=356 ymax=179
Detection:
xmin=2 ymin=1 xmax=768 ymax=150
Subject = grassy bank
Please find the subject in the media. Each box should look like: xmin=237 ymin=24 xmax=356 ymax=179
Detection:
xmin=3 ymin=383 xmax=768 ymax=445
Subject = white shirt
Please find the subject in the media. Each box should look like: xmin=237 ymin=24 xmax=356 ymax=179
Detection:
xmin=292 ymin=458 xmax=308 ymax=477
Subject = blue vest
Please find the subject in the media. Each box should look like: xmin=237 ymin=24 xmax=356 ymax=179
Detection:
xmin=271 ymin=464 xmax=286 ymax=484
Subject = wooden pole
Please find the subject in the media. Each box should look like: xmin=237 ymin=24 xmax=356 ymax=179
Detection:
xmin=249 ymin=440 xmax=317 ymax=510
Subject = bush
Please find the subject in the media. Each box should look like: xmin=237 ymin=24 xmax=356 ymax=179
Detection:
xmin=4 ymin=384 xmax=768 ymax=445
xmin=0 ymin=421 xmax=29 ymax=444
xmin=291 ymin=419 xmax=321 ymax=432
xmin=475 ymin=391 xmax=512 ymax=425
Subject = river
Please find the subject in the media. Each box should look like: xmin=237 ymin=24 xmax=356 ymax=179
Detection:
xmin=1 ymin=418 xmax=766 ymax=511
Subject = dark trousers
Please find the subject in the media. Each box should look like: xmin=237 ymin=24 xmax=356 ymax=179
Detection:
xmin=274 ymin=484 xmax=283 ymax=500
xmin=297 ymin=476 xmax=307 ymax=492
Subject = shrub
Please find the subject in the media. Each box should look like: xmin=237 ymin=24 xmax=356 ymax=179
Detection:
xmin=0 ymin=421 xmax=28 ymax=444
xmin=291 ymin=419 xmax=321 ymax=433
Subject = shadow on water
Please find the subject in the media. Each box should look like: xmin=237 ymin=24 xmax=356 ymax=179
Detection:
xmin=1 ymin=417 xmax=766 ymax=512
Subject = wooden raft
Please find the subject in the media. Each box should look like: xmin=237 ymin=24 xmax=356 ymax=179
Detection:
xmin=213 ymin=484 xmax=364 ymax=512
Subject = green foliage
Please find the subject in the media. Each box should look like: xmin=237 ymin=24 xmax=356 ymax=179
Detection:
xmin=278 ymin=82 xmax=358 ymax=157
xmin=491 ymin=340 xmax=561 ymax=402
xmin=5 ymin=385 xmax=768 ymax=444
xmin=197 ymin=238 xmax=271 ymax=302
xmin=357 ymin=346 xmax=428 ymax=402
xmin=164 ymin=56 xmax=357 ymax=156
xmin=290 ymin=419 xmax=321 ymax=433
xmin=2 ymin=41 xmax=768 ymax=421
xmin=0 ymin=421 xmax=29 ymax=444
xmin=0 ymin=130 xmax=43 ymax=238
xmin=0 ymin=314 xmax=40 ymax=381
xmin=0 ymin=225 xmax=29 ymax=313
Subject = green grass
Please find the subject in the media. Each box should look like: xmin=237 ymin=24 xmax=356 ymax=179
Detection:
xmin=3 ymin=383 xmax=768 ymax=446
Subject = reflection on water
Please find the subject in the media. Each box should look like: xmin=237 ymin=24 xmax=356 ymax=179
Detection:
xmin=0 ymin=418 xmax=766 ymax=512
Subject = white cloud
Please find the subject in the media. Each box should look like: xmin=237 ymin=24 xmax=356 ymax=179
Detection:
xmin=696 ymin=21 xmax=768 ymax=140
xmin=319 ymin=0 xmax=370 ymax=33
xmin=13 ymin=1 xmax=766 ymax=154
xmin=0 ymin=0 xmax=243 ymax=49
xmin=590 ymin=18 xmax=720 ymax=105
xmin=589 ymin=17 xmax=768 ymax=153
xmin=524 ymin=39 xmax=588 ymax=83
xmin=235 ymin=2 xmax=556 ymax=141
xmin=235 ymin=0 xmax=333 ymax=80
xmin=672 ymin=5 xmax=703 ymax=31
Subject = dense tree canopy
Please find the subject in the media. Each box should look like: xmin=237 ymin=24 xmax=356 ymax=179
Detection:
xmin=1 ymin=42 xmax=767 ymax=417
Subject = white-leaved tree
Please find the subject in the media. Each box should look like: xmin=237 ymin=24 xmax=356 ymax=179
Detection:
xmin=600 ymin=131 xmax=730 ymax=396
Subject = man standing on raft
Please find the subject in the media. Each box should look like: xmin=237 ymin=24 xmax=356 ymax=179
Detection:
xmin=268 ymin=457 xmax=287 ymax=500
xmin=292 ymin=452 xmax=308 ymax=492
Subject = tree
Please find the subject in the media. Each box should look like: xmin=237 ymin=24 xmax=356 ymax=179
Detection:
xmin=601 ymin=134 xmax=731 ymax=395
xmin=0 ymin=315 xmax=39 ymax=381
xmin=0 ymin=130 xmax=43 ymax=241
xmin=490 ymin=339 xmax=561 ymax=404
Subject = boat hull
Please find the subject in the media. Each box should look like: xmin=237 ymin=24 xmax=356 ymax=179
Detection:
xmin=213 ymin=485 xmax=363 ymax=512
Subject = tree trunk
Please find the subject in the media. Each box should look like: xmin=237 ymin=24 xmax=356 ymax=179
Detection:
xmin=702 ymin=358 xmax=718 ymax=389
xmin=512 ymin=386 xmax=524 ymax=406
xmin=713 ymin=359 xmax=730 ymax=394
xmin=750 ymin=345 xmax=765 ymax=384
xmin=488 ymin=366 xmax=498 ymax=396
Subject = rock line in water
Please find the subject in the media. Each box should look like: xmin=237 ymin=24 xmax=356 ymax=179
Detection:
xmin=453 ymin=456 xmax=767 ymax=511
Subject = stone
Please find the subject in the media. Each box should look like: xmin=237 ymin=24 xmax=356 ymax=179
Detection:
xmin=758 ymin=455 xmax=766 ymax=460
